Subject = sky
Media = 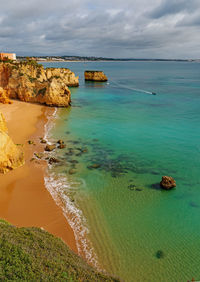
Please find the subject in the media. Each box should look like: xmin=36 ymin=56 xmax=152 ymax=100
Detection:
xmin=0 ymin=0 xmax=200 ymax=58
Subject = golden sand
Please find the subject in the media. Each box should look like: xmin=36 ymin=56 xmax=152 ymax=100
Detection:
xmin=0 ymin=101 xmax=77 ymax=253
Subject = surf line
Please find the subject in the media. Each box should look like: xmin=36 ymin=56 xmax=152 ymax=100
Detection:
xmin=109 ymin=79 xmax=156 ymax=95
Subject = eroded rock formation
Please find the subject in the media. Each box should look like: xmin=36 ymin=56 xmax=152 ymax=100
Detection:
xmin=84 ymin=70 xmax=108 ymax=82
xmin=0 ymin=61 xmax=79 ymax=107
xmin=0 ymin=87 xmax=12 ymax=104
xmin=0 ymin=111 xmax=24 ymax=173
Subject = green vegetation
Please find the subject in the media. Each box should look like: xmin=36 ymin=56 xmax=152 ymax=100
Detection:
xmin=28 ymin=75 xmax=37 ymax=83
xmin=0 ymin=221 xmax=118 ymax=281
xmin=37 ymin=87 xmax=47 ymax=96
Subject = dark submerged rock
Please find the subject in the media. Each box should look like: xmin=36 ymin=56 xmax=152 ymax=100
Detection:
xmin=68 ymin=169 xmax=76 ymax=175
xmin=128 ymin=184 xmax=136 ymax=191
xmin=58 ymin=143 xmax=66 ymax=149
xmin=88 ymin=163 xmax=101 ymax=169
xmin=156 ymin=250 xmax=164 ymax=259
xmin=48 ymin=157 xmax=60 ymax=165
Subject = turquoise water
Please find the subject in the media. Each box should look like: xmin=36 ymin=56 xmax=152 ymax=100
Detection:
xmin=43 ymin=61 xmax=200 ymax=281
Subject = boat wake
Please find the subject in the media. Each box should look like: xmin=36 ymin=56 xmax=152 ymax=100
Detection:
xmin=110 ymin=79 xmax=155 ymax=95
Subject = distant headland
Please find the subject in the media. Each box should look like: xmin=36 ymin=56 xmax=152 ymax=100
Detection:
xmin=16 ymin=55 xmax=200 ymax=62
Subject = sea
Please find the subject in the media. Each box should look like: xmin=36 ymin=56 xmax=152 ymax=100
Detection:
xmin=41 ymin=61 xmax=200 ymax=281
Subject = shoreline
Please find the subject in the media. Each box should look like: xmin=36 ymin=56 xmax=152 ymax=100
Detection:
xmin=0 ymin=100 xmax=77 ymax=253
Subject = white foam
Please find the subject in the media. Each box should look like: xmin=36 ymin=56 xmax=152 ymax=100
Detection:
xmin=44 ymin=108 xmax=58 ymax=141
xmin=43 ymin=108 xmax=101 ymax=270
xmin=110 ymin=79 xmax=153 ymax=95
xmin=44 ymin=172 xmax=100 ymax=269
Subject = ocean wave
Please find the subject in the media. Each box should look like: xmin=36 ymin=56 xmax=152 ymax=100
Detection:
xmin=44 ymin=107 xmax=58 ymax=141
xmin=44 ymin=172 xmax=100 ymax=269
xmin=43 ymin=108 xmax=100 ymax=270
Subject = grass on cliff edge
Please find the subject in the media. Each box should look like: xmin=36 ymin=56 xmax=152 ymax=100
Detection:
xmin=0 ymin=220 xmax=119 ymax=281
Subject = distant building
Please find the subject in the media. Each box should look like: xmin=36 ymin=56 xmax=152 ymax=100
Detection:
xmin=0 ymin=53 xmax=16 ymax=61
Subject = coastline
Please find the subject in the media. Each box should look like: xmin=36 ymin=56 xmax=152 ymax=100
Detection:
xmin=0 ymin=100 xmax=77 ymax=253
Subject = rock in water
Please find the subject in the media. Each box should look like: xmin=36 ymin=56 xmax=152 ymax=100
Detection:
xmin=0 ymin=111 xmax=24 ymax=173
xmin=160 ymin=176 xmax=176 ymax=190
xmin=84 ymin=71 xmax=108 ymax=82
xmin=45 ymin=144 xmax=56 ymax=152
xmin=0 ymin=61 xmax=79 ymax=107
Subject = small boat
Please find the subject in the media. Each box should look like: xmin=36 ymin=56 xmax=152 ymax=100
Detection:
xmin=152 ymin=92 xmax=156 ymax=95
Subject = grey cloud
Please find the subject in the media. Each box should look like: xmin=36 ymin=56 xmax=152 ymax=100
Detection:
xmin=148 ymin=0 xmax=199 ymax=19
xmin=0 ymin=0 xmax=199 ymax=58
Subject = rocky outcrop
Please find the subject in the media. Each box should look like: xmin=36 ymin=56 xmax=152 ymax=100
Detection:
xmin=0 ymin=61 xmax=79 ymax=107
xmin=160 ymin=176 xmax=176 ymax=190
xmin=85 ymin=70 xmax=108 ymax=82
xmin=0 ymin=111 xmax=24 ymax=173
xmin=0 ymin=111 xmax=8 ymax=132
xmin=0 ymin=87 xmax=12 ymax=104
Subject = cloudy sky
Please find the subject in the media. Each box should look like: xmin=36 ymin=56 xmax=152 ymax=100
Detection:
xmin=0 ymin=0 xmax=200 ymax=58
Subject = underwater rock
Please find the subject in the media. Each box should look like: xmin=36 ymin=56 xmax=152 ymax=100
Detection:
xmin=88 ymin=163 xmax=101 ymax=169
xmin=81 ymin=148 xmax=88 ymax=153
xmin=48 ymin=157 xmax=60 ymax=165
xmin=190 ymin=201 xmax=199 ymax=208
xmin=135 ymin=188 xmax=143 ymax=192
xmin=128 ymin=184 xmax=136 ymax=191
xmin=160 ymin=176 xmax=176 ymax=190
xmin=68 ymin=169 xmax=76 ymax=175
xmin=58 ymin=143 xmax=66 ymax=149
xmin=69 ymin=160 xmax=79 ymax=164
xmin=156 ymin=250 xmax=164 ymax=259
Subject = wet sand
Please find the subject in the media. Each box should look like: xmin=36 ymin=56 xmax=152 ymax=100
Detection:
xmin=0 ymin=100 xmax=77 ymax=253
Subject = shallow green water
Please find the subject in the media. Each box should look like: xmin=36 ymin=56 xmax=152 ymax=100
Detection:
xmin=43 ymin=61 xmax=200 ymax=281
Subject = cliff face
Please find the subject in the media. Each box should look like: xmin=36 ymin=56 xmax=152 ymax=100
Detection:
xmin=0 ymin=87 xmax=12 ymax=104
xmin=85 ymin=70 xmax=108 ymax=82
xmin=0 ymin=62 xmax=79 ymax=107
xmin=0 ymin=111 xmax=24 ymax=173
xmin=0 ymin=111 xmax=7 ymax=132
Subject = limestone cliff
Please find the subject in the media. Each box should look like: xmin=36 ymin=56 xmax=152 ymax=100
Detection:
xmin=85 ymin=70 xmax=108 ymax=82
xmin=0 ymin=111 xmax=24 ymax=173
xmin=0 ymin=61 xmax=79 ymax=107
xmin=0 ymin=111 xmax=7 ymax=132
xmin=0 ymin=87 xmax=12 ymax=104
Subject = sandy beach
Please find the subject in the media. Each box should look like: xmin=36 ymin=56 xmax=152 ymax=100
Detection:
xmin=0 ymin=100 xmax=77 ymax=253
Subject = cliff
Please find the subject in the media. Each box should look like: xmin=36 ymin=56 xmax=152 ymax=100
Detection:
xmin=0 ymin=111 xmax=24 ymax=173
xmin=0 ymin=219 xmax=119 ymax=281
xmin=0 ymin=61 xmax=79 ymax=107
xmin=85 ymin=70 xmax=108 ymax=82
xmin=0 ymin=87 xmax=12 ymax=104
